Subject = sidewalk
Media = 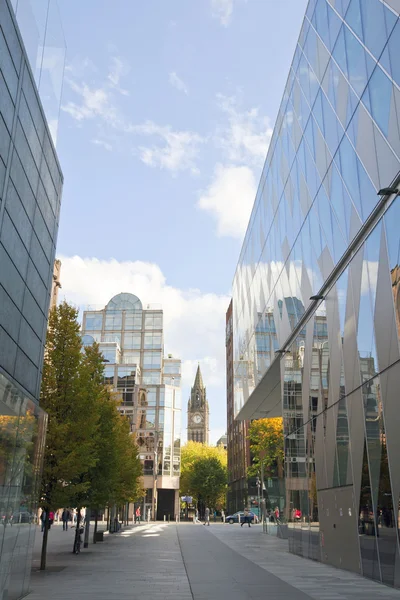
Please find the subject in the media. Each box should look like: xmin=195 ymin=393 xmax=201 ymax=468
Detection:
xmin=208 ymin=523 xmax=400 ymax=599
xmin=27 ymin=522 xmax=400 ymax=599
xmin=28 ymin=521 xmax=191 ymax=599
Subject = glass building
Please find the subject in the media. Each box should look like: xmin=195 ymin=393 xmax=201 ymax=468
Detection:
xmin=81 ymin=293 xmax=182 ymax=521
xmin=232 ymin=0 xmax=400 ymax=587
xmin=0 ymin=0 xmax=64 ymax=598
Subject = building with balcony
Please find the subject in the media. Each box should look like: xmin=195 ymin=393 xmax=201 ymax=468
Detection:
xmin=0 ymin=1 xmax=65 ymax=598
xmin=81 ymin=293 xmax=182 ymax=521
xmin=232 ymin=0 xmax=400 ymax=588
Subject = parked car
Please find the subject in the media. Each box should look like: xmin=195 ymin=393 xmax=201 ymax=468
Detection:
xmin=226 ymin=511 xmax=259 ymax=524
xmin=12 ymin=511 xmax=34 ymax=524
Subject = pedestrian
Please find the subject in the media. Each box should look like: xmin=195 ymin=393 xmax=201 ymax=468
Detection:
xmin=62 ymin=508 xmax=70 ymax=531
xmin=274 ymin=506 xmax=280 ymax=523
xmin=194 ymin=508 xmax=200 ymax=524
xmin=49 ymin=511 xmax=54 ymax=529
xmin=135 ymin=506 xmax=141 ymax=524
xmin=40 ymin=510 xmax=47 ymax=532
xmin=241 ymin=507 xmax=251 ymax=527
xmin=221 ymin=510 xmax=225 ymax=523
xmin=204 ymin=506 xmax=210 ymax=526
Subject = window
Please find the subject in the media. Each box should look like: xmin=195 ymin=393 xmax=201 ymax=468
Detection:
xmin=124 ymin=312 xmax=142 ymax=330
xmin=85 ymin=313 xmax=103 ymax=330
xmin=142 ymin=372 xmax=161 ymax=384
xmin=122 ymin=352 xmax=140 ymax=365
xmin=143 ymin=351 xmax=162 ymax=369
xmin=117 ymin=367 xmax=136 ymax=388
xmin=105 ymin=312 xmax=122 ymax=330
xmin=144 ymin=333 xmax=162 ymax=349
xmin=104 ymin=366 xmax=115 ymax=386
xmin=123 ymin=333 xmax=141 ymax=349
xmin=102 ymin=333 xmax=121 ymax=344
xmin=144 ymin=313 xmax=163 ymax=330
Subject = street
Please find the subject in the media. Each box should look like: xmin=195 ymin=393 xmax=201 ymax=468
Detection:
xmin=26 ymin=522 xmax=400 ymax=599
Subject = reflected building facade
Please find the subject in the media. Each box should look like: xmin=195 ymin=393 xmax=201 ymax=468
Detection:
xmin=232 ymin=0 xmax=400 ymax=588
xmin=226 ymin=301 xmax=251 ymax=514
xmin=81 ymin=293 xmax=182 ymax=521
xmin=0 ymin=0 xmax=64 ymax=598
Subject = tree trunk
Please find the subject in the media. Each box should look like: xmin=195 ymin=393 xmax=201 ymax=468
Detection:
xmin=93 ymin=509 xmax=98 ymax=544
xmin=84 ymin=506 xmax=90 ymax=548
xmin=73 ymin=509 xmax=81 ymax=553
xmin=40 ymin=511 xmax=50 ymax=571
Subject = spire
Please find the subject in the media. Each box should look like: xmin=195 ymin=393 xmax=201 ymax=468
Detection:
xmin=193 ymin=364 xmax=204 ymax=390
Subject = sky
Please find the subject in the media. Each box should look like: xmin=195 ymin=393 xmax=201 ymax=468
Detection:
xmin=55 ymin=0 xmax=308 ymax=444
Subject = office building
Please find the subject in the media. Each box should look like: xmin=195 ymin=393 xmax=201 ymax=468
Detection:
xmin=0 ymin=1 xmax=64 ymax=598
xmin=232 ymin=0 xmax=400 ymax=588
xmin=226 ymin=300 xmax=251 ymax=514
xmin=81 ymin=293 xmax=182 ymax=520
xmin=187 ymin=365 xmax=209 ymax=444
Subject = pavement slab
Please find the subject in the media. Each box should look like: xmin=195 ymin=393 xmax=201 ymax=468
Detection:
xmin=25 ymin=521 xmax=400 ymax=599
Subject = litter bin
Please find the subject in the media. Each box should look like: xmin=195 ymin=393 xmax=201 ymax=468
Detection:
xmin=94 ymin=531 xmax=104 ymax=542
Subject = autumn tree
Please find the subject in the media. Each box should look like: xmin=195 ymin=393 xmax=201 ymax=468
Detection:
xmin=247 ymin=418 xmax=284 ymax=479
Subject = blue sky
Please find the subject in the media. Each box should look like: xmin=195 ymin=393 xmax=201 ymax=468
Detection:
xmin=56 ymin=0 xmax=307 ymax=442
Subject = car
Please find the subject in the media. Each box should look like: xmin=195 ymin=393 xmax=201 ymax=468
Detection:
xmin=226 ymin=511 xmax=259 ymax=524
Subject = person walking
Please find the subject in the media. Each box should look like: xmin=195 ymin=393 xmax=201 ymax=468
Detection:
xmin=135 ymin=506 xmax=141 ymax=524
xmin=62 ymin=508 xmax=70 ymax=531
xmin=241 ymin=507 xmax=251 ymax=527
xmin=204 ymin=506 xmax=210 ymax=526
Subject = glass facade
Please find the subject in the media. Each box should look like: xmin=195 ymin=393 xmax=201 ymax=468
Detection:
xmin=9 ymin=0 xmax=66 ymax=146
xmin=232 ymin=0 xmax=400 ymax=587
xmin=0 ymin=1 xmax=64 ymax=597
xmin=81 ymin=293 xmax=182 ymax=520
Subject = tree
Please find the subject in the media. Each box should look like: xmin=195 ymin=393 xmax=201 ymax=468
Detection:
xmin=180 ymin=442 xmax=227 ymax=510
xmin=247 ymin=418 xmax=284 ymax=479
xmin=190 ymin=456 xmax=227 ymax=509
xmin=39 ymin=302 xmax=99 ymax=567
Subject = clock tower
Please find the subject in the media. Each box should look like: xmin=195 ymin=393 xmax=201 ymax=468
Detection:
xmin=187 ymin=365 xmax=209 ymax=444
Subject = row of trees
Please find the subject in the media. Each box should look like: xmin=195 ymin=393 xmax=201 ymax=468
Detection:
xmin=39 ymin=302 xmax=142 ymax=568
xmin=179 ymin=420 xmax=283 ymax=516
xmin=180 ymin=442 xmax=227 ymax=510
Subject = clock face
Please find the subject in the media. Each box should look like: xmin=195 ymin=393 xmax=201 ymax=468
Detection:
xmin=193 ymin=414 xmax=202 ymax=424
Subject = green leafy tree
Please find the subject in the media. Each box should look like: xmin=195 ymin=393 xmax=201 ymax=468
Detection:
xmin=180 ymin=442 xmax=227 ymax=510
xmin=113 ymin=414 xmax=143 ymax=505
xmin=189 ymin=456 xmax=227 ymax=509
xmin=39 ymin=302 xmax=98 ymax=567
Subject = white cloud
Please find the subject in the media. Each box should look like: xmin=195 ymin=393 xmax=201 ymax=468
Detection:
xmin=196 ymin=94 xmax=271 ymax=239
xmin=216 ymin=94 xmax=272 ymax=167
xmin=61 ymin=55 xmax=130 ymax=125
xmin=108 ymin=56 xmax=130 ymax=95
xmin=62 ymin=79 xmax=118 ymax=124
xmin=169 ymin=72 xmax=188 ymax=95
xmin=92 ymin=139 xmax=113 ymax=151
xmin=58 ymin=256 xmax=229 ymax=437
xmin=198 ymin=164 xmax=256 ymax=239
xmin=62 ymin=60 xmax=203 ymax=174
xmin=211 ymin=0 xmax=234 ymax=26
xmin=132 ymin=121 xmax=204 ymax=174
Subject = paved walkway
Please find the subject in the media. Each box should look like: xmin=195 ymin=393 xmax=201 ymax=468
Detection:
xmin=26 ymin=522 xmax=400 ymax=599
